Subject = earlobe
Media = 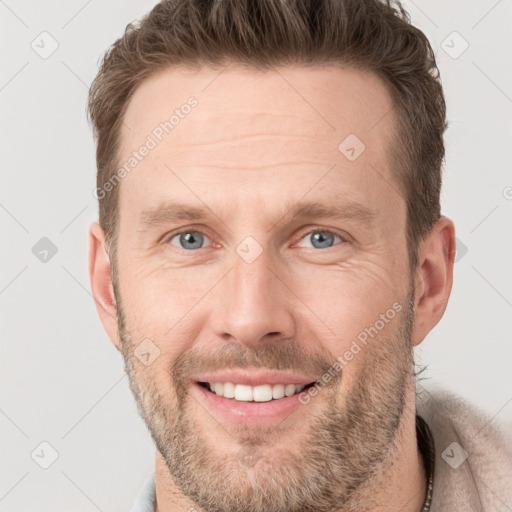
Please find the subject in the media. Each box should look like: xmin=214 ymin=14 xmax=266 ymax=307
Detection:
xmin=411 ymin=216 xmax=456 ymax=346
xmin=88 ymin=222 xmax=121 ymax=351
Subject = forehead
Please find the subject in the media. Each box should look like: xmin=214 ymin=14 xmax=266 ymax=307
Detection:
xmin=121 ymin=63 xmax=396 ymax=154
xmin=117 ymin=64 xmax=402 ymax=222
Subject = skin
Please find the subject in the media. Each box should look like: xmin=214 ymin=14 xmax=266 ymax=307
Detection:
xmin=89 ymin=64 xmax=455 ymax=512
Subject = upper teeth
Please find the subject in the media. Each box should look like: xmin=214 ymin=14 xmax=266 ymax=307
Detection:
xmin=207 ymin=382 xmax=307 ymax=402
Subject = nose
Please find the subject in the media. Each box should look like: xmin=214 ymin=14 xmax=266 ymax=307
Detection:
xmin=210 ymin=250 xmax=296 ymax=347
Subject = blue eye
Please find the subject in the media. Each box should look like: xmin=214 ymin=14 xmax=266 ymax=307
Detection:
xmin=298 ymin=230 xmax=342 ymax=249
xmin=169 ymin=231 xmax=210 ymax=250
xmin=167 ymin=228 xmax=343 ymax=251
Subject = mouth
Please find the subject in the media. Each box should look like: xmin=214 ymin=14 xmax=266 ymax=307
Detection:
xmin=190 ymin=381 xmax=318 ymax=428
xmin=197 ymin=381 xmax=317 ymax=402
xmin=192 ymin=380 xmax=318 ymax=424
xmin=189 ymin=368 xmax=322 ymax=424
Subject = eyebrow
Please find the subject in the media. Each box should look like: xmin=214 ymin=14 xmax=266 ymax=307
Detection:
xmin=285 ymin=200 xmax=377 ymax=226
xmin=138 ymin=199 xmax=377 ymax=231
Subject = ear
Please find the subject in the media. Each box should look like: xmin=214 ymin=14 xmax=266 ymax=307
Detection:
xmin=88 ymin=222 xmax=121 ymax=351
xmin=411 ymin=216 xmax=456 ymax=346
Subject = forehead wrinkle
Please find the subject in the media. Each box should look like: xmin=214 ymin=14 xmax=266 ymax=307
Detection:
xmin=170 ymin=132 xmax=325 ymax=149
xmin=167 ymin=161 xmax=334 ymax=171
xmin=118 ymin=114 xmax=340 ymax=174
xmin=119 ymin=68 xmax=397 ymax=184
xmin=167 ymin=140 xmax=340 ymax=170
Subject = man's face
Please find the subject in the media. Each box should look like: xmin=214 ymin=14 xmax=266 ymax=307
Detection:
xmin=114 ymin=64 xmax=415 ymax=512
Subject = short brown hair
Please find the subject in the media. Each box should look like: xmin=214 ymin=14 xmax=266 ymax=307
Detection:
xmin=88 ymin=0 xmax=446 ymax=274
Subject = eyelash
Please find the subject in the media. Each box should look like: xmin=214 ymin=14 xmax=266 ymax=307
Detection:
xmin=164 ymin=226 xmax=347 ymax=250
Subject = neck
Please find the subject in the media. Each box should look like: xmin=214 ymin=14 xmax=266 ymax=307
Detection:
xmin=350 ymin=390 xmax=427 ymax=512
xmin=154 ymin=388 xmax=427 ymax=512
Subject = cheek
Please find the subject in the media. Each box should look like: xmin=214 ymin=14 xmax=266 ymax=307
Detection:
xmin=116 ymin=281 xmax=196 ymax=376
xmin=117 ymin=253 xmax=212 ymax=335
xmin=292 ymin=260 xmax=403 ymax=341
xmin=127 ymin=351 xmax=182 ymax=410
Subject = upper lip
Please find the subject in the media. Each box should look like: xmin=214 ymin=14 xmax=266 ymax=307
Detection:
xmin=192 ymin=369 xmax=317 ymax=387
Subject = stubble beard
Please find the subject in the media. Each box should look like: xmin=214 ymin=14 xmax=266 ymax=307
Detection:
xmin=117 ymin=285 xmax=416 ymax=512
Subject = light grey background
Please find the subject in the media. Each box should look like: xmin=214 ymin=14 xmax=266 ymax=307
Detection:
xmin=1 ymin=1 xmax=511 ymax=510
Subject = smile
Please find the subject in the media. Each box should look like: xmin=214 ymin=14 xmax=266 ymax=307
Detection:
xmin=198 ymin=381 xmax=316 ymax=401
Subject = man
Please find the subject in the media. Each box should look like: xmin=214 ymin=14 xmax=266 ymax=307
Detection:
xmin=87 ymin=0 xmax=512 ymax=511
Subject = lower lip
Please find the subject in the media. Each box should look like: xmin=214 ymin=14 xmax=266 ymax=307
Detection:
xmin=191 ymin=382 xmax=312 ymax=424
